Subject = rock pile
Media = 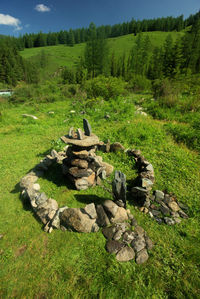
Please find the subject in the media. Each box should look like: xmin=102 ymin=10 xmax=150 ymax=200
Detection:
xmin=128 ymin=149 xmax=189 ymax=225
xmin=61 ymin=119 xmax=114 ymax=190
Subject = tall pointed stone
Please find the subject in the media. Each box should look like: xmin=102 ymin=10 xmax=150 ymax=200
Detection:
xmin=83 ymin=118 xmax=92 ymax=136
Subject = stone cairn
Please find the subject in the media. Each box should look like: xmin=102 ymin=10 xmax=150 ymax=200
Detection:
xmin=60 ymin=118 xmax=113 ymax=190
xmin=19 ymin=119 xmax=189 ymax=263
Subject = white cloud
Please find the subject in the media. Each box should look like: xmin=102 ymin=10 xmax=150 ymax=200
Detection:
xmin=35 ymin=4 xmax=51 ymax=12
xmin=0 ymin=13 xmax=22 ymax=31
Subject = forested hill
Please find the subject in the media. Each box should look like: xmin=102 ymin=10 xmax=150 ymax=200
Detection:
xmin=4 ymin=10 xmax=200 ymax=51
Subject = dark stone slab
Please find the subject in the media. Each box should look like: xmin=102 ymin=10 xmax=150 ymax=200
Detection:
xmin=83 ymin=118 xmax=92 ymax=136
xmin=112 ymin=170 xmax=127 ymax=208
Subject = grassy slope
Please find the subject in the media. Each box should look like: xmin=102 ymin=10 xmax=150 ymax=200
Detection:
xmin=0 ymin=95 xmax=200 ymax=298
xmin=20 ymin=31 xmax=184 ymax=71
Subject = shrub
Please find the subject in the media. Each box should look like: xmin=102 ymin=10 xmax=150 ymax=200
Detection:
xmin=128 ymin=75 xmax=152 ymax=92
xmin=84 ymin=76 xmax=126 ymax=100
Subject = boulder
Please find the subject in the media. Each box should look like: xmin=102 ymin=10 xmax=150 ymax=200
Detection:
xmin=84 ymin=203 xmax=97 ymax=219
xmin=116 ymin=246 xmax=135 ymax=262
xmin=96 ymin=205 xmax=110 ymax=227
xmin=75 ymin=173 xmax=96 ymax=190
xmin=110 ymin=207 xmax=128 ymax=223
xmin=110 ymin=142 xmax=125 ymax=152
xmin=60 ymin=208 xmax=97 ymax=233
xmin=101 ymin=162 xmax=114 ymax=176
xmin=69 ymin=167 xmax=93 ymax=178
xmin=103 ymin=200 xmax=119 ymax=217
xmin=102 ymin=226 xmax=116 ymax=240
xmin=135 ymin=249 xmax=149 ymax=264
xmin=71 ymin=159 xmax=88 ymax=169
xmin=106 ymin=240 xmax=124 ymax=254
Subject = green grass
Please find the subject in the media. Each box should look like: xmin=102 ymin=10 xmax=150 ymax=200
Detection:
xmin=20 ymin=31 xmax=184 ymax=77
xmin=0 ymin=95 xmax=200 ymax=298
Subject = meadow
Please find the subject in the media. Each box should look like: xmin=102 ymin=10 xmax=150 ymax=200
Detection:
xmin=0 ymin=92 xmax=200 ymax=298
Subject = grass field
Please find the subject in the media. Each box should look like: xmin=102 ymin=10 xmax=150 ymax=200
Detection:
xmin=20 ymin=31 xmax=184 ymax=75
xmin=0 ymin=94 xmax=200 ymax=298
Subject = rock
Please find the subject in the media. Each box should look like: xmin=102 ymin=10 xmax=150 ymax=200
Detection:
xmin=110 ymin=207 xmax=128 ymax=224
xmin=167 ymin=201 xmax=180 ymax=212
xmin=84 ymin=203 xmax=97 ymax=219
xmin=35 ymin=192 xmax=48 ymax=205
xmin=144 ymin=235 xmax=154 ymax=250
xmin=61 ymin=134 xmax=100 ymax=147
xmin=110 ymin=142 xmax=125 ymax=152
xmin=145 ymin=164 xmax=154 ymax=172
xmin=51 ymin=206 xmax=68 ymax=229
xmin=68 ymin=127 xmax=74 ymax=138
xmin=102 ymin=226 xmax=116 ymax=239
xmin=69 ymin=167 xmax=93 ymax=178
xmin=116 ymin=246 xmax=135 ymax=262
xmin=140 ymin=178 xmax=153 ymax=190
xmin=104 ymin=114 xmax=110 ymax=119
xmin=151 ymin=210 xmax=162 ymax=218
xmin=112 ymin=171 xmax=126 ymax=208
xmin=113 ymin=229 xmax=124 ymax=241
xmin=101 ymin=162 xmax=114 ymax=176
xmin=177 ymin=201 xmax=188 ymax=211
xmin=72 ymin=150 xmax=89 ymax=159
xmin=96 ymin=205 xmax=110 ymax=227
xmin=20 ymin=174 xmax=38 ymax=188
xmin=173 ymin=217 xmax=182 ymax=224
xmin=154 ymin=190 xmax=164 ymax=201
xmin=128 ymin=149 xmax=141 ymax=158
xmin=60 ymin=208 xmax=96 ymax=233
xmin=0 ymin=234 xmax=3 ymax=240
xmin=103 ymin=200 xmax=119 ymax=217
xmin=32 ymin=183 xmax=40 ymax=191
xmin=155 ymin=218 xmax=163 ymax=224
xmin=77 ymin=128 xmax=84 ymax=140
xmin=131 ymin=236 xmax=146 ymax=253
xmin=134 ymin=226 xmax=145 ymax=237
xmin=22 ymin=114 xmax=38 ymax=120
xmin=123 ymin=231 xmax=136 ymax=244
xmin=136 ymin=249 xmax=149 ymax=264
xmin=105 ymin=140 xmax=110 ymax=153
xmin=75 ymin=173 xmax=96 ymax=190
xmin=139 ymin=171 xmax=155 ymax=183
xmin=106 ymin=240 xmax=124 ymax=254
xmin=178 ymin=210 xmax=189 ymax=219
xmin=71 ymin=159 xmax=88 ymax=169
xmin=83 ymin=118 xmax=92 ymax=136
xmin=164 ymin=217 xmax=175 ymax=225
xmin=159 ymin=201 xmax=170 ymax=213
xmin=131 ymin=218 xmax=138 ymax=226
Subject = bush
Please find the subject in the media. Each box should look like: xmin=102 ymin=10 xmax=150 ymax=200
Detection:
xmin=84 ymin=76 xmax=126 ymax=100
xmin=128 ymin=75 xmax=152 ymax=92
xmin=152 ymin=78 xmax=180 ymax=108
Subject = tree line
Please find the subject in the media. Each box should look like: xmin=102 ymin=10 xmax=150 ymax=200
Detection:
xmin=62 ymin=17 xmax=200 ymax=85
xmin=13 ymin=11 xmax=200 ymax=50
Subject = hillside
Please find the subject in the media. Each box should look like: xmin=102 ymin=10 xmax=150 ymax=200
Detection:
xmin=20 ymin=31 xmax=184 ymax=73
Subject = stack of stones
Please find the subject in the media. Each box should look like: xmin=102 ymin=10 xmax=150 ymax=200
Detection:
xmin=61 ymin=119 xmax=114 ymax=190
xmin=128 ymin=149 xmax=189 ymax=225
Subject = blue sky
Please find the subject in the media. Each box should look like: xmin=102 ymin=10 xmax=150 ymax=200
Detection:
xmin=0 ymin=0 xmax=199 ymax=36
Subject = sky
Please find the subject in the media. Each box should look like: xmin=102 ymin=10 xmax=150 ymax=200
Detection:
xmin=0 ymin=0 xmax=199 ymax=36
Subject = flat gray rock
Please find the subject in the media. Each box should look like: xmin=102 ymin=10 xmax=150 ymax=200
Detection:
xmin=61 ymin=134 xmax=100 ymax=147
